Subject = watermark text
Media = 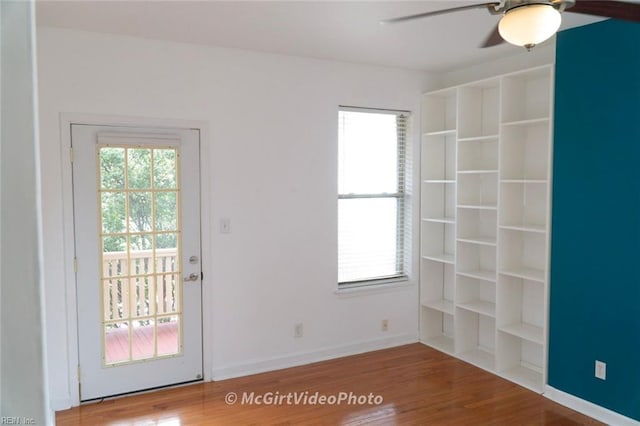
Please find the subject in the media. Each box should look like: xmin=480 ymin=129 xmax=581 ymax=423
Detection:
xmin=1 ymin=418 xmax=36 ymax=425
xmin=225 ymin=391 xmax=383 ymax=406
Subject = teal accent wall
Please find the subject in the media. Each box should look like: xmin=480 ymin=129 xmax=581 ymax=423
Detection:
xmin=550 ymin=19 xmax=640 ymax=421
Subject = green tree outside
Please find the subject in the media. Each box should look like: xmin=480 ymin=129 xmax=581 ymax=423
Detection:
xmin=100 ymin=147 xmax=179 ymax=252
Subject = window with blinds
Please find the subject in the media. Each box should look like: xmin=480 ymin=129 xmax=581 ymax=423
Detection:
xmin=338 ymin=107 xmax=409 ymax=286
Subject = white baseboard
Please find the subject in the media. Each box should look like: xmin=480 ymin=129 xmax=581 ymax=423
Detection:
xmin=212 ymin=333 xmax=418 ymax=381
xmin=544 ymin=386 xmax=640 ymax=426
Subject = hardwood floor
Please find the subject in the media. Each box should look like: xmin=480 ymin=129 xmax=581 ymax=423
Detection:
xmin=57 ymin=344 xmax=601 ymax=425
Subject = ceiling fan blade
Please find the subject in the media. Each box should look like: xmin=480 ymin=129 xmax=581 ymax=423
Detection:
xmin=480 ymin=23 xmax=505 ymax=48
xmin=567 ymin=0 xmax=640 ymax=23
xmin=380 ymin=2 xmax=501 ymax=24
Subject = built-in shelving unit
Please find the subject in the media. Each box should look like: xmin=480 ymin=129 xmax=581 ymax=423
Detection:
xmin=419 ymin=65 xmax=553 ymax=393
xmin=420 ymin=87 xmax=457 ymax=357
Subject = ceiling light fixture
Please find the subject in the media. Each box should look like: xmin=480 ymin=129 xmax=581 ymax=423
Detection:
xmin=498 ymin=3 xmax=562 ymax=51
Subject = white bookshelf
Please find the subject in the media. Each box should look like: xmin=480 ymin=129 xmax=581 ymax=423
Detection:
xmin=419 ymin=65 xmax=553 ymax=393
xmin=457 ymin=208 xmax=497 ymax=246
xmin=458 ymin=79 xmax=500 ymax=139
xmin=457 ymin=242 xmax=496 ymax=282
xmin=458 ymin=137 xmax=498 ymax=172
xmin=456 ymin=307 xmax=496 ymax=372
xmin=419 ymin=88 xmax=458 ymax=355
xmin=458 ymin=173 xmax=498 ymax=208
xmin=457 ymin=274 xmax=496 ymax=317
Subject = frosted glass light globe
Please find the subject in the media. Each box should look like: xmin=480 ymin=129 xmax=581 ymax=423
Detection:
xmin=498 ymin=4 xmax=562 ymax=50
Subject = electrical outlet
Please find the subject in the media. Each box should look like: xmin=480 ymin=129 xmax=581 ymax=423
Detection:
xmin=294 ymin=323 xmax=303 ymax=338
xmin=595 ymin=360 xmax=606 ymax=380
xmin=381 ymin=319 xmax=389 ymax=332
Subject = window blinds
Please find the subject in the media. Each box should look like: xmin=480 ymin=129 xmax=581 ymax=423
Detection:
xmin=338 ymin=109 xmax=408 ymax=285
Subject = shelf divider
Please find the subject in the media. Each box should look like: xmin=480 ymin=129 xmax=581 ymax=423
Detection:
xmin=422 ymin=299 xmax=455 ymax=315
xmin=499 ymin=322 xmax=544 ymax=344
xmin=457 ymin=300 xmax=496 ymax=318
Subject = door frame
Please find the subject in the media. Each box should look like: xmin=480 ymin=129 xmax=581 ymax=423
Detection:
xmin=59 ymin=113 xmax=213 ymax=407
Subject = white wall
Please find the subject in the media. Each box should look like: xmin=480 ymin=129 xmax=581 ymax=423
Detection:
xmin=0 ymin=0 xmax=3 ymax=408
xmin=441 ymin=43 xmax=555 ymax=87
xmin=1 ymin=1 xmax=52 ymax=423
xmin=36 ymin=27 xmax=438 ymax=409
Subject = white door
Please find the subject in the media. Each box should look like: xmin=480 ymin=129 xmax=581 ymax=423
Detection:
xmin=72 ymin=124 xmax=203 ymax=401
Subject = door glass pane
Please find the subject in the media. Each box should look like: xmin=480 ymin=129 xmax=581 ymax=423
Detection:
xmin=154 ymin=149 xmax=177 ymax=189
xmin=98 ymin=145 xmax=182 ymax=366
xmin=100 ymin=147 xmax=125 ymax=189
xmin=104 ymin=321 xmax=130 ymax=364
xmin=102 ymin=236 xmax=127 ymax=278
xmin=129 ymin=234 xmax=153 ymax=276
xmin=132 ymin=276 xmax=154 ymax=318
xmin=132 ymin=319 xmax=155 ymax=360
xmin=101 ymin=192 xmax=126 ymax=234
xmin=127 ymin=148 xmax=151 ymax=189
xmin=157 ymin=274 xmax=179 ymax=315
xmin=128 ymin=192 xmax=152 ymax=232
xmin=103 ymin=278 xmax=128 ymax=321
xmin=155 ymin=192 xmax=178 ymax=231
xmin=157 ymin=316 xmax=180 ymax=357
xmin=156 ymin=232 xmax=178 ymax=250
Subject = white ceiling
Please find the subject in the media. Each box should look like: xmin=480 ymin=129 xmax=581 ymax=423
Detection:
xmin=35 ymin=0 xmax=604 ymax=72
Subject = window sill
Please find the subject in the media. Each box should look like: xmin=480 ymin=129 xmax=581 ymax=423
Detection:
xmin=334 ymin=278 xmax=414 ymax=298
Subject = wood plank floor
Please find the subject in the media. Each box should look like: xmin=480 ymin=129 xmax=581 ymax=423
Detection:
xmin=57 ymin=344 xmax=602 ymax=425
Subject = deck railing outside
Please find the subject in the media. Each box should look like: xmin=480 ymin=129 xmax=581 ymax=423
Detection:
xmin=102 ymin=248 xmax=179 ymax=321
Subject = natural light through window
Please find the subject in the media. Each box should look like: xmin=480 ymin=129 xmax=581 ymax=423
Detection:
xmin=338 ymin=108 xmax=408 ymax=286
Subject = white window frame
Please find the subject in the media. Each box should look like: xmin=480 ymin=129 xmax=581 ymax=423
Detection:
xmin=338 ymin=106 xmax=410 ymax=289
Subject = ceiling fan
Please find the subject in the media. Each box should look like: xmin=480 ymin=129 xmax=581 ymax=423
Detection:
xmin=381 ymin=0 xmax=640 ymax=50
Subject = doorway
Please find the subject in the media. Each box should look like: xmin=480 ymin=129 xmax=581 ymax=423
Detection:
xmin=71 ymin=124 xmax=203 ymax=400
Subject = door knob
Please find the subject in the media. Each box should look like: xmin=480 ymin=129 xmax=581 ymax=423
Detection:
xmin=184 ymin=273 xmax=199 ymax=282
